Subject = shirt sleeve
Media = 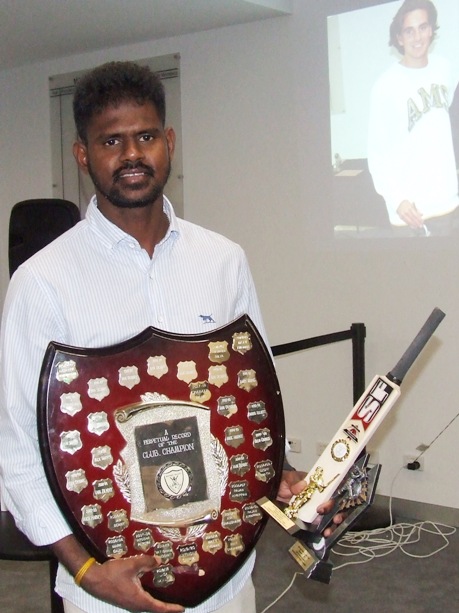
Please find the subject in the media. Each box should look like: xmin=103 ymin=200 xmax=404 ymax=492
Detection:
xmin=234 ymin=249 xmax=271 ymax=353
xmin=0 ymin=266 xmax=72 ymax=545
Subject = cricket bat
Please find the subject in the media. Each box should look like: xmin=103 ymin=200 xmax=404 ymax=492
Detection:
xmin=285 ymin=307 xmax=445 ymax=527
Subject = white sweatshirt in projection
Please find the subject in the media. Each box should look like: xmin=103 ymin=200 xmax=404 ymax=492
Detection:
xmin=367 ymin=54 xmax=459 ymax=226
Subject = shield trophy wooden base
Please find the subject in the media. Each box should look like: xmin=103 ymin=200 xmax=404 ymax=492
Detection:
xmin=37 ymin=315 xmax=285 ymax=607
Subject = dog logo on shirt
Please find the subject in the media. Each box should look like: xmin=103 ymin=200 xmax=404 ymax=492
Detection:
xmin=199 ymin=314 xmax=215 ymax=324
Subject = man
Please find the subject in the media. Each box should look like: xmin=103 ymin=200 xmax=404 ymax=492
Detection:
xmin=0 ymin=62 xmax=339 ymax=613
xmin=367 ymin=0 xmax=459 ymax=236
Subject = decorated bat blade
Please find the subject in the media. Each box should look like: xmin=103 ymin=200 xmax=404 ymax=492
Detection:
xmin=285 ymin=307 xmax=445 ymax=527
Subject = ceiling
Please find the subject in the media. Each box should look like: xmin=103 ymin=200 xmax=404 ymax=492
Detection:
xmin=0 ymin=0 xmax=292 ymax=72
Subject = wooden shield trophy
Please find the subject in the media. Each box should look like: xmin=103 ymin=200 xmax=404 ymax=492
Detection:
xmin=38 ymin=315 xmax=285 ymax=607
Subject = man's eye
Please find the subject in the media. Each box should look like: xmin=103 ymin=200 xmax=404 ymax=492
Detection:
xmin=105 ymin=138 xmax=119 ymax=146
xmin=140 ymin=134 xmax=154 ymax=142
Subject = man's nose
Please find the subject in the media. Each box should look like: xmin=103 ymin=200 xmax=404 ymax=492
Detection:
xmin=121 ymin=138 xmax=143 ymax=161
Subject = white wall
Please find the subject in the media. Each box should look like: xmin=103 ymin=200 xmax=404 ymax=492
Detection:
xmin=1 ymin=0 xmax=458 ymax=516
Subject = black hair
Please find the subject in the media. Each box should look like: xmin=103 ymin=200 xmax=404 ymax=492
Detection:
xmin=389 ymin=0 xmax=439 ymax=54
xmin=73 ymin=61 xmax=166 ymax=143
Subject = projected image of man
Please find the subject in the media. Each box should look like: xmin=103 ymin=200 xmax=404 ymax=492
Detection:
xmin=368 ymin=0 xmax=459 ymax=236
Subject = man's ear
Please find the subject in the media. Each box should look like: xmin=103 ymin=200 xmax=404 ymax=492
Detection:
xmin=73 ymin=140 xmax=89 ymax=174
xmin=165 ymin=127 xmax=176 ymax=161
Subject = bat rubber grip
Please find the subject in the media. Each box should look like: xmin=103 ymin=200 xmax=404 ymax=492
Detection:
xmin=388 ymin=307 xmax=445 ymax=384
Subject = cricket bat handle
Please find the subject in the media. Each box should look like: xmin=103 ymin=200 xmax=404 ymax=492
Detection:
xmin=388 ymin=307 xmax=445 ymax=383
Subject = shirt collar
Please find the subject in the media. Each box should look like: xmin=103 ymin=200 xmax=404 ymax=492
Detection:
xmin=86 ymin=194 xmax=180 ymax=250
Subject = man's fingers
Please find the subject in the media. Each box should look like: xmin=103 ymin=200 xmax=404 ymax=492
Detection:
xmin=289 ymin=478 xmax=308 ymax=495
xmin=317 ymin=500 xmax=334 ymax=514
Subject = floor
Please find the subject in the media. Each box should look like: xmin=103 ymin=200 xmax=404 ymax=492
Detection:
xmin=1 ymin=516 xmax=458 ymax=612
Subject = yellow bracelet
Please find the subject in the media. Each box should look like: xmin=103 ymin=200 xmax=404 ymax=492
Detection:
xmin=74 ymin=557 xmax=98 ymax=586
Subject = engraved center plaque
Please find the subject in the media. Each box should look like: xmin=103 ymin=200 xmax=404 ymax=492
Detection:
xmin=38 ymin=315 xmax=285 ymax=607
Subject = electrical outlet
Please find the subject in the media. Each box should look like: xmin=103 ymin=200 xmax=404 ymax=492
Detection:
xmin=288 ymin=437 xmax=302 ymax=453
xmin=403 ymin=454 xmax=424 ymax=471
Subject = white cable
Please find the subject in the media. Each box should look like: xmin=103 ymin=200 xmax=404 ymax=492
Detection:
xmin=259 ymin=572 xmax=303 ymax=613
xmin=260 ymin=412 xmax=459 ymax=610
xmin=331 ymin=462 xmax=456 ymax=570
xmin=260 ymin=463 xmax=456 ymax=610
xmin=411 ymin=410 xmax=459 ymax=465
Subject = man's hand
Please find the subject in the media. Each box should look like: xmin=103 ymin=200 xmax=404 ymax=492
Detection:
xmin=277 ymin=471 xmax=346 ymax=538
xmin=276 ymin=469 xmax=307 ymax=504
xmin=51 ymin=535 xmax=184 ymax=613
xmin=80 ymin=555 xmax=184 ymax=613
xmin=316 ymin=499 xmax=346 ymax=538
xmin=396 ymin=200 xmax=424 ymax=228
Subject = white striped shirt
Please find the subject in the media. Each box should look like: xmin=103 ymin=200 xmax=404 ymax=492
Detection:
xmin=0 ymin=196 xmax=269 ymax=612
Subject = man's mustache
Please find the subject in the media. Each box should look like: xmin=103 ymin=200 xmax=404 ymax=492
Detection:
xmin=113 ymin=161 xmax=155 ymax=180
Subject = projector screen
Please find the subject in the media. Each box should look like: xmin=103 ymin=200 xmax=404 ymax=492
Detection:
xmin=326 ymin=0 xmax=459 ymax=240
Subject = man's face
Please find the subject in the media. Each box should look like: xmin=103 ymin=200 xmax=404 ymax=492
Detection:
xmin=397 ymin=9 xmax=433 ymax=67
xmin=74 ymin=101 xmax=175 ymax=210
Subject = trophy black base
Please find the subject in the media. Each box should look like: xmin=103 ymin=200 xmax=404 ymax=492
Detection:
xmin=258 ymin=457 xmax=382 ymax=584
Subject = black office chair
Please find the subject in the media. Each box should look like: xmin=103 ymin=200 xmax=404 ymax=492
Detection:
xmin=9 ymin=198 xmax=80 ymax=276
xmin=0 ymin=511 xmax=62 ymax=612
xmin=1 ymin=198 xmax=80 ymax=612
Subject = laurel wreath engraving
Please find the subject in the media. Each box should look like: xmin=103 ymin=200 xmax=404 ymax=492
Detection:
xmin=113 ymin=459 xmax=131 ymax=503
xmin=211 ymin=434 xmax=229 ymax=497
xmin=156 ymin=523 xmax=208 ymax=543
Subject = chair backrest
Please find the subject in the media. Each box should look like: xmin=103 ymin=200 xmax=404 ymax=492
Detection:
xmin=9 ymin=199 xmax=80 ymax=277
